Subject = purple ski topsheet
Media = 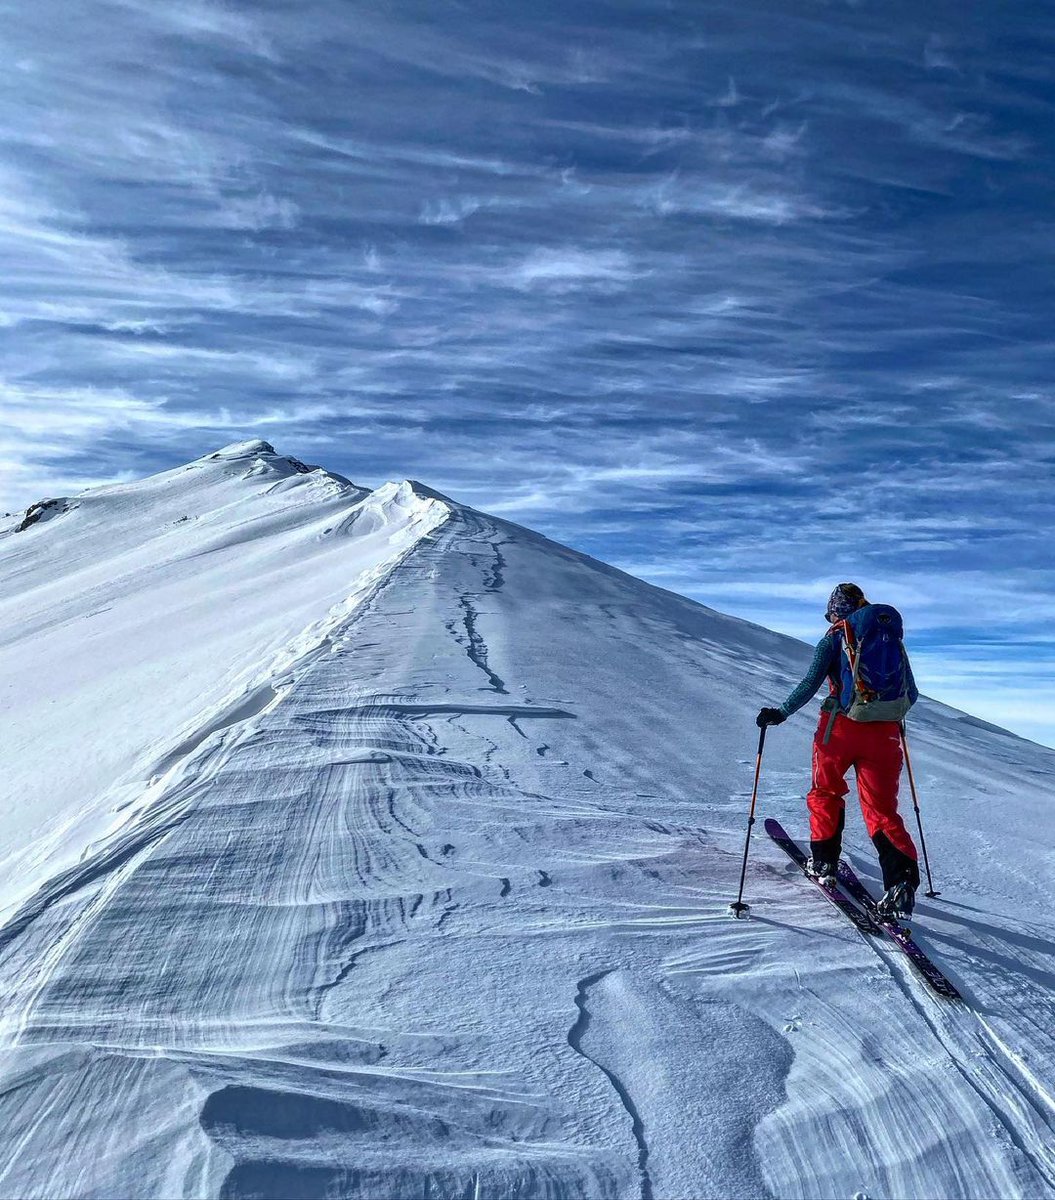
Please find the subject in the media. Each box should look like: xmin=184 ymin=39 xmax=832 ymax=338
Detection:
xmin=764 ymin=817 xmax=884 ymax=937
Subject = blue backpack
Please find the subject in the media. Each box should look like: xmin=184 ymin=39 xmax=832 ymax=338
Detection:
xmin=830 ymin=604 xmax=914 ymax=723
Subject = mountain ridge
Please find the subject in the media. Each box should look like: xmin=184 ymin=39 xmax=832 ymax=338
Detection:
xmin=4 ymin=438 xmax=1043 ymax=753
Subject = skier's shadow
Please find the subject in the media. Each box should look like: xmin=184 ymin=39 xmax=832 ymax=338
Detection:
xmin=846 ymin=862 xmax=1055 ymax=996
xmin=743 ymin=912 xmax=858 ymax=945
xmin=926 ymin=899 xmax=1055 ymax=983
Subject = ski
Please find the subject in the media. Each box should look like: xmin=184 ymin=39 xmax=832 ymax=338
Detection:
xmin=837 ymin=859 xmax=962 ymax=1001
xmin=764 ymin=818 xmax=883 ymax=937
xmin=765 ymin=818 xmax=962 ymax=1002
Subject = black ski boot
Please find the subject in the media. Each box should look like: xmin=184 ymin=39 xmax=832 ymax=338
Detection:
xmin=877 ymin=878 xmax=916 ymax=919
xmin=805 ymin=857 xmax=838 ymax=887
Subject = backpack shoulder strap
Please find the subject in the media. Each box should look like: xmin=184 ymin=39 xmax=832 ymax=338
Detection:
xmin=834 ymin=618 xmax=856 ymax=669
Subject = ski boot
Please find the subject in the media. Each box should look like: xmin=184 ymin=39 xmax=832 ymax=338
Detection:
xmin=805 ymin=857 xmax=838 ymax=887
xmin=877 ymin=879 xmax=916 ymax=920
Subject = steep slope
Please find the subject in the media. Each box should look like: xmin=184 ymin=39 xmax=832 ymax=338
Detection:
xmin=0 ymin=440 xmax=449 ymax=912
xmin=0 ymin=446 xmax=1052 ymax=1200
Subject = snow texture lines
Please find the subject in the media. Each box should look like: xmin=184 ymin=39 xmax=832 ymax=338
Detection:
xmin=568 ymin=970 xmax=654 ymax=1200
xmin=885 ymin=961 xmax=1055 ymax=1192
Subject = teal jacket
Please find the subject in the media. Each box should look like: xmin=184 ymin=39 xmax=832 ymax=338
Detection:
xmin=779 ymin=632 xmax=919 ymax=718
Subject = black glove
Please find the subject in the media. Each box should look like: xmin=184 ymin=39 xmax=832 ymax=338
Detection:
xmin=756 ymin=707 xmax=787 ymax=728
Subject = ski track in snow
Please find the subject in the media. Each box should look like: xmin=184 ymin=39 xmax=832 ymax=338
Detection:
xmin=0 ymin=445 xmax=1053 ymax=1198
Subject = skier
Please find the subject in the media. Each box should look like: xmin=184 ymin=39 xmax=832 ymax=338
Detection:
xmin=756 ymin=583 xmax=920 ymax=916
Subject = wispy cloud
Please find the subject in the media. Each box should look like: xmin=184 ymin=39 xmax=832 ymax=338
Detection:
xmin=637 ymin=174 xmax=838 ymax=223
xmin=420 ymin=196 xmax=490 ymax=226
xmin=508 ymin=247 xmax=638 ymax=291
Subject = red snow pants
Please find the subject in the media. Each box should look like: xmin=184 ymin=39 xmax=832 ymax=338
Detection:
xmin=808 ymin=712 xmax=918 ymax=886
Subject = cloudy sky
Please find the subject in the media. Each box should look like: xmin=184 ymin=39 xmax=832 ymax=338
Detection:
xmin=3 ymin=1 xmax=1054 ymax=745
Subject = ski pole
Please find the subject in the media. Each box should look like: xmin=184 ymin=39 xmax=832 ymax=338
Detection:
xmin=730 ymin=725 xmax=767 ymax=918
xmin=900 ymin=723 xmax=940 ymax=898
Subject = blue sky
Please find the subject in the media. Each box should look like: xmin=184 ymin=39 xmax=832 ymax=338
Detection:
xmin=3 ymin=1 xmax=1054 ymax=745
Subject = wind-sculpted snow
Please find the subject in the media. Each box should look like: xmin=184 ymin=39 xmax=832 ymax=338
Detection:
xmin=0 ymin=447 xmax=1054 ymax=1198
xmin=0 ymin=442 xmax=448 ymax=914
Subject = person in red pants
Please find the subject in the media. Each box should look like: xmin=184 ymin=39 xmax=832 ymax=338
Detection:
xmin=756 ymin=583 xmax=920 ymax=916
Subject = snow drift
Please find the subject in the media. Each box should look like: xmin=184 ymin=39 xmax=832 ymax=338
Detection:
xmin=0 ymin=441 xmax=1052 ymax=1199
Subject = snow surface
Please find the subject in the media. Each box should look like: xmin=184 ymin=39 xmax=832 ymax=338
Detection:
xmin=0 ymin=442 xmax=1053 ymax=1199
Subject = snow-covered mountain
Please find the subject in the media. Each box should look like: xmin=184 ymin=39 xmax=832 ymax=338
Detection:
xmin=1 ymin=440 xmax=1052 ymax=1200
